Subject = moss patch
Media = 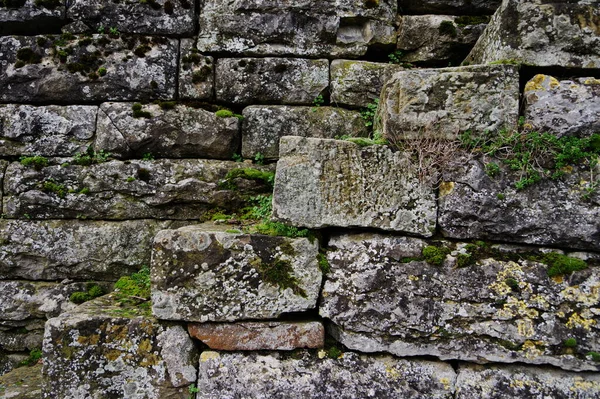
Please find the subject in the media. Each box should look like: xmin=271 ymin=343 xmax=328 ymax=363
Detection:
xmin=544 ymin=253 xmax=588 ymax=277
xmin=254 ymin=258 xmax=307 ymax=297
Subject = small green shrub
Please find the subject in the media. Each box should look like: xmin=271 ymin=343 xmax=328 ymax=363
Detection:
xmin=588 ymin=351 xmax=600 ymax=362
xmin=485 ymin=162 xmax=500 ymax=177
xmin=254 ymin=152 xmax=265 ymax=165
xmin=114 ymin=266 xmax=151 ymax=299
xmin=142 ymin=152 xmax=154 ymax=161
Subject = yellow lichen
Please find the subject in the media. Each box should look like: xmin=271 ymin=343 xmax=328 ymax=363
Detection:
xmin=77 ymin=334 xmax=100 ymax=346
xmin=105 ymin=349 xmax=122 ymax=361
xmin=200 ymin=351 xmax=220 ymax=362
xmin=524 ymin=74 xmax=546 ymax=92
xmin=408 ymin=275 xmax=419 ymax=281
xmin=566 ymin=312 xmax=596 ymax=330
xmin=521 ymin=340 xmax=544 ymax=359
xmin=439 ymin=377 xmax=451 ymax=390
xmin=385 ymin=365 xmax=401 ymax=380
xmin=560 ymin=283 xmax=600 ymax=307
xmin=584 ymin=78 xmax=600 ymax=85
xmin=571 ymin=377 xmax=600 ymax=391
xmin=516 ymin=319 xmax=535 ymax=338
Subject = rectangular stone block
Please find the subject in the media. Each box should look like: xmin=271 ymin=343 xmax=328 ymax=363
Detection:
xmin=320 ymin=233 xmax=600 ymax=372
xmin=0 ymin=104 xmax=96 ymax=157
xmin=178 ymin=39 xmax=213 ymax=101
xmin=0 ymin=35 xmax=177 ymax=103
xmin=151 ymin=227 xmax=322 ymax=322
xmin=272 ymin=136 xmax=437 ymax=236
xmin=215 ymin=58 xmax=329 ymax=105
xmin=0 ymin=0 xmax=64 ymax=36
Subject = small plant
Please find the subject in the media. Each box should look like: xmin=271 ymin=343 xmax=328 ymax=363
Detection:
xmin=126 ymin=176 xmax=136 ymax=182
xmin=158 ymin=101 xmax=176 ymax=110
xmin=69 ymin=283 xmax=105 ymax=304
xmin=42 ymin=179 xmax=67 ymax=198
xmin=73 ymin=146 xmax=111 ymax=166
xmin=114 ymin=266 xmax=151 ymax=300
xmin=360 ymin=98 xmax=379 ymax=128
xmin=254 ymin=152 xmax=265 ymax=165
xmin=97 ymin=25 xmax=105 ymax=34
xmin=388 ymin=50 xmax=414 ymax=68
xmin=219 ymin=168 xmax=275 ymax=190
xmin=564 ymin=338 xmax=577 ymax=348
xmin=109 ymin=27 xmax=119 ymax=36
xmin=18 ymin=348 xmax=42 ymax=367
xmin=312 ymin=94 xmax=324 ymax=112
xmin=317 ymin=253 xmax=330 ymax=274
xmin=496 ymin=193 xmax=506 ymax=200
xmin=326 ymin=346 xmax=342 ymax=359
xmin=97 ymin=67 xmax=107 ymax=76
xmin=588 ymin=351 xmax=600 ymax=362
xmin=215 ymin=109 xmax=233 ymax=118
xmin=188 ymin=383 xmax=200 ymax=399
xmin=20 ymin=155 xmax=48 ymax=170
xmin=142 ymin=152 xmax=154 ymax=161
xmin=232 ymin=153 xmax=243 ymax=162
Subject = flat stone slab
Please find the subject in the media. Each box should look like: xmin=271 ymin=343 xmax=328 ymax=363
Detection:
xmin=399 ymin=0 xmax=501 ymax=15
xmin=524 ymin=75 xmax=600 ymax=138
xmin=95 ymin=102 xmax=239 ymax=160
xmin=465 ymin=0 xmax=600 ymax=68
xmin=197 ymin=351 xmax=456 ymax=399
xmin=151 ymin=228 xmax=322 ymax=322
xmin=0 ymin=104 xmax=96 ymax=157
xmin=188 ymin=321 xmax=324 ymax=351
xmin=0 ymin=363 xmax=42 ymax=399
xmin=272 ymin=136 xmax=437 ymax=236
xmin=377 ymin=65 xmax=519 ymax=140
xmin=320 ymin=233 xmax=600 ymax=372
xmin=178 ymin=39 xmax=213 ymax=100
xmin=0 ymin=0 xmax=64 ymax=36
xmin=241 ymin=106 xmax=368 ymax=159
xmin=0 ymin=35 xmax=177 ymax=103
xmin=215 ymin=58 xmax=329 ymax=105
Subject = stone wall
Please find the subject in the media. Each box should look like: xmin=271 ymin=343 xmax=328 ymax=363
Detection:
xmin=0 ymin=0 xmax=599 ymax=398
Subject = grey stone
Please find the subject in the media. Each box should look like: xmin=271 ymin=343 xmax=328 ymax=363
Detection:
xmin=399 ymin=0 xmax=501 ymax=15
xmin=197 ymin=351 xmax=456 ymax=399
xmin=3 ymin=159 xmax=273 ymax=220
xmin=67 ymin=0 xmax=195 ymax=36
xmin=42 ymin=295 xmax=198 ymax=399
xmin=95 ymin=102 xmax=239 ymax=160
xmin=0 ymin=0 xmax=64 ymax=36
xmin=0 ymin=160 xmax=7 ymax=208
xmin=0 ymin=324 xmax=43 ymax=352
xmin=377 ymin=65 xmax=519 ymax=140
xmin=197 ymin=0 xmax=397 ymax=58
xmin=455 ymin=363 xmax=600 ymax=398
xmin=438 ymin=159 xmax=600 ymax=251
xmin=215 ymin=58 xmax=329 ymax=105
xmin=524 ymin=75 xmax=600 ymax=138
xmin=151 ymin=227 xmax=321 ymax=322
xmin=330 ymin=59 xmax=403 ymax=108
xmin=0 ymin=352 xmax=28 ymax=377
xmin=0 ymin=34 xmax=177 ymax=103
xmin=0 ymin=104 xmax=96 ymax=157
xmin=465 ymin=0 xmax=600 ymax=69
xmin=320 ymin=233 xmax=600 ymax=371
xmin=272 ymin=136 xmax=437 ymax=236
xmin=0 ymin=363 xmax=42 ymax=398
xmin=0 ymin=219 xmax=170 ymax=280
xmin=178 ymin=39 xmax=213 ymax=101
xmin=241 ymin=106 xmax=368 ymax=159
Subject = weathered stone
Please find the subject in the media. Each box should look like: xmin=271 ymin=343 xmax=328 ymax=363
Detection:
xmin=151 ymin=227 xmax=321 ymax=322
xmin=377 ymin=65 xmax=519 ymax=140
xmin=197 ymin=0 xmax=397 ymax=57
xmin=0 ymin=0 xmax=64 ymax=36
xmin=178 ymin=39 xmax=213 ymax=101
xmin=197 ymin=351 xmax=456 ymax=398
xmin=0 ymin=160 xmax=7 ymax=207
xmin=272 ymin=137 xmax=437 ymax=236
xmin=399 ymin=0 xmax=501 ymax=15
xmin=397 ymin=15 xmax=487 ymax=64
xmin=0 ymin=352 xmax=28 ymax=377
xmin=0 ymin=363 xmax=42 ymax=399
xmin=321 ymin=233 xmax=600 ymax=371
xmin=3 ymin=159 xmax=273 ymax=220
xmin=241 ymin=106 xmax=368 ymax=159
xmin=465 ymin=0 xmax=600 ymax=68
xmin=0 ymin=104 xmax=96 ymax=157
xmin=455 ymin=363 xmax=600 ymax=398
xmin=0 ymin=35 xmax=177 ymax=103
xmin=0 ymin=220 xmax=171 ymax=280
xmin=524 ymin=75 xmax=600 ymax=138
xmin=439 ymin=158 xmax=600 ymax=251
xmin=67 ymin=0 xmax=195 ymax=36
xmin=330 ymin=60 xmax=403 ymax=108
xmin=95 ymin=102 xmax=239 ymax=160
xmin=0 ymin=322 xmax=43 ymax=352
xmin=42 ymin=295 xmax=198 ymax=399
xmin=215 ymin=58 xmax=329 ymax=105
xmin=188 ymin=321 xmax=324 ymax=351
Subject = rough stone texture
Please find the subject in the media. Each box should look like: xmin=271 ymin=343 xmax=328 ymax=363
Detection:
xmin=1 ymin=160 xmax=7 ymax=206
xmin=95 ymin=102 xmax=239 ymax=160
xmin=396 ymin=15 xmax=487 ymax=64
xmin=0 ymin=320 xmax=44 ymax=353
xmin=67 ymin=0 xmax=195 ymax=36
xmin=399 ymin=0 xmax=501 ymax=15
xmin=0 ymin=35 xmax=177 ymax=103
xmin=241 ymin=106 xmax=368 ymax=159
xmin=188 ymin=321 xmax=324 ymax=351
xmin=272 ymin=137 xmax=437 ymax=236
xmin=42 ymin=295 xmax=198 ymax=399
xmin=0 ymin=104 xmax=96 ymax=157
xmin=197 ymin=351 xmax=456 ymax=399
xmin=0 ymin=0 xmax=64 ymax=36
xmin=0 ymin=219 xmax=170 ymax=280
xmin=524 ymin=75 xmax=600 ymax=138
xmin=215 ymin=58 xmax=329 ymax=105
xmin=321 ymin=233 xmax=600 ymax=372
xmin=439 ymin=158 xmax=600 ymax=251
xmin=178 ymin=39 xmax=213 ymax=101
xmin=151 ymin=227 xmax=322 ymax=322
xmin=455 ymin=363 xmax=600 ymax=398
xmin=3 ymin=159 xmax=273 ymax=220
xmin=465 ymin=0 xmax=600 ymax=68
xmin=377 ymin=65 xmax=519 ymax=140
xmin=330 ymin=60 xmax=404 ymax=108
xmin=197 ymin=0 xmax=397 ymax=58
xmin=0 ymin=363 xmax=42 ymax=399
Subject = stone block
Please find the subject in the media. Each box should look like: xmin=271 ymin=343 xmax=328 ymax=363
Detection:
xmin=178 ymin=39 xmax=213 ymax=101
xmin=399 ymin=0 xmax=501 ymax=15
xmin=0 ymin=363 xmax=42 ymax=398
xmin=0 ymin=0 xmax=64 ymax=36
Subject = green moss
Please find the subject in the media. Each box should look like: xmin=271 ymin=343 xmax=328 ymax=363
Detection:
xmin=211 ymin=212 xmax=232 ymax=221
xmin=422 ymin=246 xmax=450 ymax=266
xmin=544 ymin=253 xmax=588 ymax=277
xmin=504 ymin=278 xmax=520 ymax=292
xmin=97 ymin=67 xmax=107 ymax=76
xmin=456 ymin=253 xmax=473 ymax=268
xmin=69 ymin=283 xmax=105 ymax=304
xmin=42 ymin=179 xmax=67 ymax=198
xmin=158 ymin=101 xmax=176 ymax=110
xmin=17 ymin=349 xmax=42 ymax=367
xmin=564 ymin=338 xmax=577 ymax=348
xmin=317 ymin=253 xmax=330 ymax=274
xmin=215 ymin=109 xmax=234 ymax=118
xmin=73 ymin=146 xmax=111 ymax=165
xmin=16 ymin=48 xmax=42 ymax=65
xmin=255 ymin=258 xmax=306 ymax=297
xmin=126 ymin=176 xmax=136 ymax=182
xmin=326 ymin=346 xmax=342 ymax=359
xmin=439 ymin=21 xmax=457 ymax=37
xmin=588 ymin=351 xmax=600 ymax=362
xmin=489 ymin=59 xmax=521 ymax=65
xmin=192 ymin=66 xmax=212 ymax=83
xmin=345 ymin=137 xmax=387 ymax=147
xmin=133 ymin=45 xmax=151 ymax=58
xmin=220 ymin=168 xmax=275 ymax=190
xmin=20 ymin=155 xmax=48 ymax=170
xmin=132 ymin=103 xmax=152 ymax=118
xmin=114 ymin=266 xmax=150 ymax=299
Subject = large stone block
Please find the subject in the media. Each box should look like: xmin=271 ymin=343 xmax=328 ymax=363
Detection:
xmin=215 ymin=58 xmax=329 ymax=105
xmin=151 ymin=227 xmax=322 ymax=322
xmin=377 ymin=65 xmax=519 ymax=140
xmin=95 ymin=102 xmax=239 ymax=160
xmin=241 ymin=106 xmax=368 ymax=159
xmin=0 ymin=104 xmax=96 ymax=157
xmin=320 ymin=233 xmax=600 ymax=371
xmin=197 ymin=351 xmax=456 ymax=399
xmin=399 ymin=0 xmax=501 ymax=15
xmin=0 ymin=35 xmax=177 ymax=103
xmin=0 ymin=0 xmax=64 ymax=35
xmin=465 ymin=0 xmax=600 ymax=68
xmin=178 ymin=39 xmax=213 ymax=101
xmin=0 ymin=363 xmax=42 ymax=398
xmin=67 ymin=0 xmax=195 ymax=36
xmin=197 ymin=0 xmax=397 ymax=57
xmin=272 ymin=137 xmax=437 ymax=236
xmin=0 ymin=220 xmax=170 ymax=280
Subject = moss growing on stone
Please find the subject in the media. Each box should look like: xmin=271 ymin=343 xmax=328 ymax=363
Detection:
xmin=220 ymin=168 xmax=275 ymax=190
xmin=544 ymin=253 xmax=588 ymax=277
xmin=132 ymin=103 xmax=152 ymax=119
xmin=564 ymin=338 xmax=577 ymax=348
xmin=42 ymin=179 xmax=67 ymax=198
xmin=133 ymin=45 xmax=151 ymax=58
xmin=192 ymin=66 xmax=212 ymax=83
xmin=16 ymin=48 xmax=42 ymax=65
xmin=588 ymin=351 xmax=600 ymax=362
xmin=255 ymin=258 xmax=307 ymax=297
xmin=17 ymin=348 xmax=42 ymax=367
xmin=326 ymin=346 xmax=342 ymax=359
xmin=20 ymin=155 xmax=48 ymax=170
xmin=439 ymin=21 xmax=457 ymax=37
xmin=317 ymin=253 xmax=330 ymax=274
xmin=114 ymin=266 xmax=151 ymax=299
xmin=215 ymin=109 xmax=234 ymax=118
xmin=69 ymin=283 xmax=105 ymax=304
xmin=422 ymin=246 xmax=450 ymax=266
xmin=158 ymin=101 xmax=176 ymax=110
